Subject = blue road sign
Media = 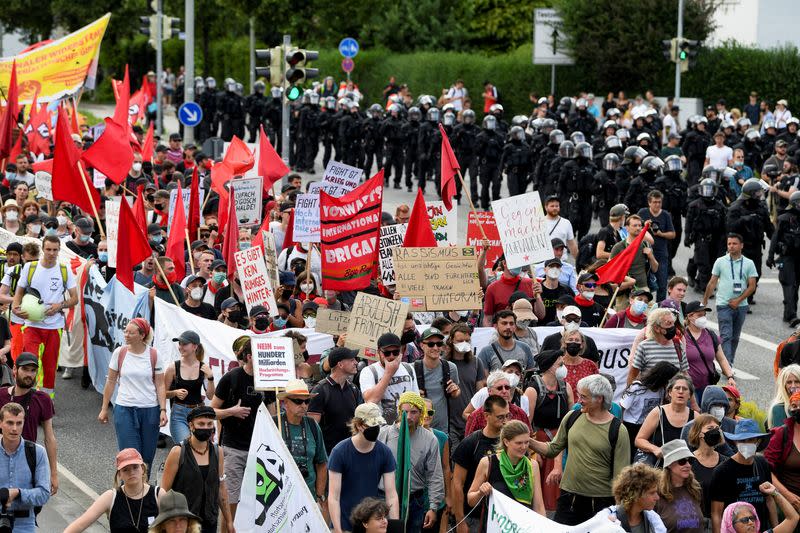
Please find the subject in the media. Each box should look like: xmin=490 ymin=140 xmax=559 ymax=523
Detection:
xmin=338 ymin=38 xmax=359 ymax=58
xmin=178 ymin=101 xmax=203 ymax=127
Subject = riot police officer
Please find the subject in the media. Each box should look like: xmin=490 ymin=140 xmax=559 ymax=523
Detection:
xmin=476 ymin=115 xmax=504 ymax=209
xmin=453 ymin=109 xmax=480 ymax=201
xmin=740 ymin=128 xmax=763 ymax=173
xmin=594 ymin=153 xmax=620 ymax=227
xmin=568 ymin=98 xmax=597 ymax=141
xmin=501 ymin=126 xmax=531 ymax=196
xmin=339 ymin=101 xmax=362 ymax=167
xmin=418 ymin=107 xmax=442 ymax=194
xmin=685 ymin=178 xmax=728 ymax=292
xmin=381 ymin=104 xmax=406 ymax=188
xmin=265 ymin=87 xmax=283 ymax=149
xmin=362 ymin=104 xmax=385 ymax=176
xmin=402 ymin=106 xmax=422 ymax=191
xmin=548 ymin=140 xmax=574 ymax=200
xmin=655 ymin=155 xmax=688 ymax=263
xmin=318 ymin=96 xmax=336 ymax=168
xmin=219 ymin=78 xmax=244 ymax=141
xmin=625 ymin=155 xmax=664 ymax=214
xmin=533 ymin=129 xmax=564 ymax=196
xmin=489 ymin=104 xmax=509 ymax=137
xmin=768 ymin=191 xmax=800 ymax=325
xmin=298 ymin=91 xmax=321 ymax=173
xmin=194 ymin=77 xmax=213 ymax=143
xmin=205 ymin=76 xmax=220 ymax=135
xmin=682 ymin=117 xmax=710 ymax=185
xmin=617 ymin=145 xmax=647 ymax=204
xmin=559 ymin=141 xmax=595 ymax=239
xmin=245 ymin=80 xmax=268 ymax=143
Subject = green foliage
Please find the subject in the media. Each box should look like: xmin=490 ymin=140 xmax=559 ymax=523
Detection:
xmin=468 ymin=0 xmax=549 ymax=52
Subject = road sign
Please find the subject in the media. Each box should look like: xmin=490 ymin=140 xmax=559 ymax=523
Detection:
xmin=178 ymin=101 xmax=203 ymax=127
xmin=338 ymin=37 xmax=359 ymax=58
xmin=533 ymin=8 xmax=574 ymax=65
xmin=341 ymin=58 xmax=354 ymax=73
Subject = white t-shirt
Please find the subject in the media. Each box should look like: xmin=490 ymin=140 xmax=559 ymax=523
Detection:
xmin=661 ymin=114 xmax=678 ymax=144
xmin=109 ymin=346 xmax=165 ymax=408
xmin=470 ymin=386 xmax=530 ymax=417
xmin=359 ymin=361 xmax=420 ymax=410
xmin=545 ymin=216 xmax=575 ymax=261
xmin=1 ymin=265 xmax=24 ymax=325
xmin=705 ymin=145 xmax=733 ymax=169
xmin=17 ymin=261 xmax=77 ymax=329
xmin=446 ymin=86 xmax=466 ymax=112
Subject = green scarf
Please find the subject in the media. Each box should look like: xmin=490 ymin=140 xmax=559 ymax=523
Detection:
xmin=498 ymin=450 xmax=533 ymax=504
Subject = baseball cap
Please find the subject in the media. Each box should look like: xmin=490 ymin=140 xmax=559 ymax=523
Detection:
xmin=191 ymin=240 xmax=208 ymax=251
xmin=15 ymin=352 xmax=39 ymax=368
xmin=220 ymin=297 xmax=239 ymax=310
xmin=353 ymin=402 xmax=386 ymax=427
xmin=187 ymin=406 xmax=216 ymax=422
xmin=377 ymin=333 xmax=402 ymax=349
xmin=551 ymin=238 xmax=565 ymax=249
xmin=184 ymin=274 xmax=205 ymax=287
xmin=512 ymin=298 xmax=536 ymax=321
xmin=279 ymin=271 xmax=296 ymax=286
xmin=502 ymin=359 xmax=523 ymax=371
xmin=249 ymin=305 xmax=269 ymax=318
xmin=577 ymin=272 xmax=599 ymax=285
xmin=172 ymin=330 xmax=201 ymax=345
xmin=421 ymin=327 xmax=445 ymax=341
xmin=545 ymin=257 xmax=562 ymax=267
xmin=147 ymin=223 xmax=162 ymax=235
xmin=685 ymin=301 xmax=712 ymax=315
xmin=631 ymin=288 xmax=653 ymax=302
xmin=609 ymin=204 xmax=629 ymax=217
xmin=776 ymin=139 xmax=789 ymax=147
xmin=116 ymin=448 xmax=144 ymax=471
xmin=328 ymin=346 xmax=359 ymax=367
xmin=562 ymin=305 xmax=582 ymax=318
xmin=211 ymin=259 xmax=227 ymax=271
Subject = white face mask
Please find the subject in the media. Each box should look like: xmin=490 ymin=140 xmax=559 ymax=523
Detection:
xmin=56 ymin=215 xmax=68 ymax=226
xmin=5 ymin=211 xmax=18 ymax=221
xmin=694 ymin=316 xmax=708 ymax=329
xmin=29 ymin=224 xmax=41 ymax=234
xmin=304 ymin=316 xmax=316 ymax=328
xmin=581 ymin=290 xmax=595 ymax=300
xmin=546 ymin=267 xmax=561 ymax=279
xmin=504 ymin=373 xmax=520 ymax=388
xmin=555 ymin=365 xmax=568 ymax=380
xmin=300 ymin=283 xmax=314 ymax=293
xmin=132 ymin=162 xmax=143 ymax=173
xmin=709 ymin=406 xmax=726 ymax=422
xmin=454 ymin=341 xmax=471 ymax=353
xmin=737 ymin=442 xmax=757 ymax=459
xmin=457 ymin=310 xmax=470 ymax=318
xmin=564 ymin=321 xmax=580 ymax=332
xmin=190 ymin=288 xmax=204 ymax=300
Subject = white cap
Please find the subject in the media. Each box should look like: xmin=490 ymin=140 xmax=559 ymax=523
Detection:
xmin=562 ymin=305 xmax=582 ymax=318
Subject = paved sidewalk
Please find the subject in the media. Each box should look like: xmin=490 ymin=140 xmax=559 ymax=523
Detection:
xmin=38 ymin=464 xmax=109 ymax=532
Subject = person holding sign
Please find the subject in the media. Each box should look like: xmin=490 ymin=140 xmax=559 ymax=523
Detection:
xmin=482 ymin=255 xmax=544 ymax=326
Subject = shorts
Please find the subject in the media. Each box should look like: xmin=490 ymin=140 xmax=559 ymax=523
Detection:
xmin=223 ymin=445 xmax=249 ymax=503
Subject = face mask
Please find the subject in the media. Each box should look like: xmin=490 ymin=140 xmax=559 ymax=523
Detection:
xmin=401 ymin=330 xmax=416 ymax=345
xmin=556 ymin=309 xmax=565 ymax=322
xmin=132 ymin=162 xmax=143 ymax=172
xmin=565 ymin=342 xmax=582 ymax=356
xmin=504 ymin=373 xmax=520 ymax=388
xmin=703 ymin=428 xmax=722 ymax=447
xmin=662 ymin=326 xmax=677 ymax=340
xmin=709 ymin=406 xmax=726 ymax=422
xmin=631 ymin=299 xmax=648 ymax=316
xmin=792 ymin=410 xmax=800 ymax=424
xmin=694 ymin=316 xmax=708 ymax=329
xmin=363 ymin=424 xmax=380 ymax=442
xmin=45 ymin=228 xmax=58 ymax=237
xmin=304 ymin=316 xmax=316 ymax=328
xmin=581 ymin=290 xmax=595 ymax=300
xmin=508 ymin=266 xmax=522 ymax=276
xmin=737 ymin=442 xmax=757 ymax=459
xmin=518 ymin=319 xmax=531 ymax=328
xmin=193 ymin=428 xmax=213 ymax=442
xmin=228 ymin=310 xmax=244 ymax=323
xmin=301 ymin=283 xmax=314 ymax=293
xmin=454 ymin=341 xmax=471 ymax=353
xmin=57 ymin=216 xmax=68 ymax=226
xmin=80 ymin=234 xmax=92 ymax=243
xmin=733 ymin=161 xmax=743 ymax=168
xmin=546 ymin=267 xmax=561 ymax=279
xmin=213 ymin=272 xmax=226 ymax=284
xmin=29 ymin=224 xmax=41 ymax=234
xmin=272 ymin=317 xmax=287 ymax=328
xmin=239 ymin=242 xmax=251 ymax=251
xmin=150 ymin=234 xmax=163 ymax=244
xmin=555 ymin=365 xmax=568 ymax=380
xmin=98 ymin=251 xmax=109 ymax=263
xmin=190 ymin=288 xmax=204 ymax=300
xmin=5 ymin=211 xmax=18 ymax=221
xmin=564 ymin=321 xmax=580 ymax=332
xmin=254 ymin=317 xmax=271 ymax=330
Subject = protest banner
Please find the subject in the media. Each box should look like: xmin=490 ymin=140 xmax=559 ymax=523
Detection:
xmin=467 ymin=211 xmax=503 ymax=268
xmin=318 ymin=160 xmax=363 ymax=197
xmin=426 ymin=201 xmax=457 ymax=246
xmin=0 ymin=14 xmax=111 ymax=104
xmin=293 ymin=193 xmax=321 ymax=243
xmin=232 ymin=176 xmax=263 ymax=226
xmin=491 ymin=191 xmax=553 ymax=269
xmin=346 ymin=292 xmax=409 ymax=358
xmin=234 ymin=406 xmax=329 ymax=533
xmin=320 ymin=171 xmax=383 ymax=291
xmin=34 ymin=172 xmax=53 ymax=201
xmin=168 ymin=186 xmax=205 ymax=228
xmin=250 ymin=337 xmax=295 ymax=389
xmin=0 ymin=227 xmax=78 ymax=265
xmin=260 ymin=230 xmax=281 ymax=291
xmin=393 ymin=247 xmax=481 ymax=311
xmin=234 ymin=246 xmax=278 ymax=316
xmin=314 ymin=308 xmax=350 ymax=336
xmin=378 ymin=223 xmax=407 ymax=287
xmin=105 ymin=198 xmax=120 ymax=268
xmin=93 ymin=169 xmax=107 ymax=189
xmin=59 ymin=257 xmax=91 ymax=369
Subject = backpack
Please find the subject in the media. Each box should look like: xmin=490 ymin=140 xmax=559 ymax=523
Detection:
xmin=414 ymin=359 xmax=450 ymax=398
xmin=576 ymin=232 xmax=599 ymax=271
xmin=368 ymin=362 xmax=415 ymax=388
xmin=25 ymin=261 xmax=68 ymax=292
xmin=24 ymin=440 xmax=42 ymax=517
xmin=530 ymin=373 xmax=568 ymax=410
xmin=0 ymin=262 xmax=21 ymax=294
xmin=563 ymin=410 xmax=622 ymax=479
xmin=117 ymin=345 xmax=158 ymax=381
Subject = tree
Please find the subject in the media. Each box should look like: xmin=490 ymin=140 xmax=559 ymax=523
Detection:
xmin=555 ymin=0 xmax=717 ymax=93
xmin=467 ymin=0 xmax=551 ymax=52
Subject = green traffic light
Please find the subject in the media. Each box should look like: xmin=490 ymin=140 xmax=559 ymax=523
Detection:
xmin=679 ymin=51 xmax=687 ymax=60
xmin=286 ymin=85 xmax=302 ymax=101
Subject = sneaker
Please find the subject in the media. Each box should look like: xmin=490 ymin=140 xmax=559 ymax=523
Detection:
xmin=62 ymin=367 xmax=74 ymax=380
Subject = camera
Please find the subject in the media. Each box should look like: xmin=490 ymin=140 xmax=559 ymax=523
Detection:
xmin=0 ymin=488 xmax=15 ymax=533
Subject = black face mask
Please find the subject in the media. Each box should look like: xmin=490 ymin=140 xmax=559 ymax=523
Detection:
xmin=254 ymin=316 xmax=270 ymax=331
xmin=663 ymin=326 xmax=677 ymax=340
xmin=228 ymin=310 xmax=244 ymax=323
xmin=363 ymin=425 xmax=380 ymax=442
xmin=193 ymin=428 xmax=214 ymax=442
xmin=565 ymin=342 xmax=582 ymax=356
xmin=703 ymin=428 xmax=722 ymax=447
xmin=401 ymin=330 xmax=416 ymax=345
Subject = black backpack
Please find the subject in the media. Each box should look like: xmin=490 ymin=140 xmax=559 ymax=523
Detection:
xmin=576 ymin=232 xmax=599 ymax=271
xmin=23 ymin=441 xmax=42 ymax=517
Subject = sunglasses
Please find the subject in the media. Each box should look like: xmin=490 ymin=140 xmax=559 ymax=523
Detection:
xmin=734 ymin=515 xmax=756 ymax=525
xmin=424 ymin=341 xmax=444 ymax=347
xmin=582 ymin=282 xmax=597 ymax=289
xmin=382 ymin=349 xmax=401 ymax=357
xmin=674 ymin=457 xmax=692 ymax=466
xmin=287 ymin=398 xmax=311 ymax=405
xmin=495 ymin=385 xmax=512 ymax=390
xmin=427 ymin=410 xmax=435 ymax=416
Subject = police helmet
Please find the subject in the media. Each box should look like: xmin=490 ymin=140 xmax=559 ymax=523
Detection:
xmin=701 ymin=165 xmax=721 ymax=182
xmin=511 ymin=115 xmax=528 ymax=127
xmin=483 ymin=114 xmax=497 ymax=130
xmin=442 ymin=103 xmax=455 ymax=114
xmin=664 ymin=155 xmax=683 ymax=173
xmin=740 ymin=177 xmax=764 ymax=200
xmin=761 ymin=162 xmax=781 ymax=178
xmin=721 ymin=167 xmax=738 ymax=183
xmin=408 ymin=107 xmax=422 ymax=121
xmin=721 ymin=119 xmax=735 ymax=130
xmin=763 ymin=118 xmax=777 ymax=131
xmin=617 ymin=128 xmax=631 ymax=142
xmin=234 ymin=82 xmax=243 ymax=96
xmin=368 ymin=103 xmax=383 ymax=117
xmin=736 ymin=117 xmax=752 ymax=130
xmin=348 ymin=100 xmax=360 ymax=111
xmin=699 ymin=178 xmax=718 ymax=198
xmin=541 ymin=118 xmax=557 ymax=133
xmin=537 ymin=97 xmax=549 ymax=106
xmin=789 ymin=190 xmax=800 ymax=209
xmin=309 ymin=92 xmax=320 ymax=105
xmin=636 ymin=132 xmax=652 ymax=143
xmin=271 ymin=86 xmax=282 ymax=98
xmin=744 ymin=128 xmax=761 ymax=142
xmin=788 ymin=117 xmax=800 ymax=129
xmin=558 ymin=140 xmax=575 ymax=159
xmin=645 ymin=108 xmax=658 ymax=118
xmin=639 ymin=155 xmax=664 ymax=174
xmin=576 ymin=98 xmax=588 ymax=109
xmin=606 ymin=108 xmax=621 ymax=119
xmin=490 ymin=103 xmax=504 ymax=115
xmin=605 ymin=135 xmax=622 ymax=150
xmin=603 ymin=153 xmax=621 ymax=171
xmin=509 ymin=126 xmax=525 ymax=141
xmin=575 ymin=142 xmax=592 ymax=159
xmin=427 ymin=107 xmax=441 ymax=123
xmin=443 ymin=111 xmax=456 ymax=127
xmin=623 ymin=145 xmax=647 ymax=164
xmin=603 ymin=120 xmax=618 ymax=131
xmin=254 ymin=80 xmax=266 ymax=93
xmin=529 ymin=117 xmax=545 ymax=133
xmin=549 ymin=129 xmax=565 ymax=145
xmin=570 ymin=131 xmax=585 ymax=144
xmin=205 ymin=77 xmax=217 ymax=89
xmin=462 ymin=109 xmax=476 ymax=124
xmin=388 ymin=103 xmax=402 ymax=115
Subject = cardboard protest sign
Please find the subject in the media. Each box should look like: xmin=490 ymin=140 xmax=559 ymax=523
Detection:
xmin=378 ymin=223 xmax=407 ymax=287
xmin=393 ymin=247 xmax=482 ymax=311
xmin=346 ymin=293 xmax=408 ymax=358
xmin=34 ymin=172 xmax=53 ymax=201
xmin=105 ymin=198 xmax=120 ymax=268
xmin=168 ymin=186 xmax=205 ymax=228
xmin=426 ymin=201 xmax=457 ymax=246
xmin=234 ymin=246 xmax=278 ymax=316
xmin=314 ymin=309 xmax=350 ymax=336
xmin=232 ymin=176 xmax=263 ymax=226
xmin=293 ymin=193 xmax=320 ymax=243
xmin=250 ymin=336 xmax=295 ymax=389
xmin=466 ymin=211 xmax=503 ymax=269
xmin=319 ymin=160 xmax=363 ymax=197
xmin=260 ymin=230 xmax=280 ymax=291
xmin=491 ymin=191 xmax=553 ymax=269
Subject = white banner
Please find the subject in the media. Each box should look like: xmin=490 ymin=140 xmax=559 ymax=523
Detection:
xmin=168 ymin=187 xmax=205 ymax=229
xmin=105 ymin=198 xmax=120 ymax=268
xmin=487 ymin=490 xmax=624 ymax=533
xmin=491 ymin=191 xmax=553 ymax=269
xmin=378 ymin=223 xmax=407 ymax=287
xmin=34 ymin=171 xmax=53 ymax=201
xmin=234 ymin=246 xmax=278 ymax=316
xmin=293 ymin=193 xmax=321 ymax=243
xmin=426 ymin=200 xmax=457 ymax=246
xmin=0 ymin=227 xmax=80 ymax=265
xmin=317 ymin=160 xmax=363 ymax=197
xmin=233 ymin=176 xmax=263 ymax=226
xmin=234 ymin=406 xmax=330 ymax=532
xmin=93 ymin=169 xmax=107 ymax=189
xmin=251 ymin=337 xmax=295 ymax=389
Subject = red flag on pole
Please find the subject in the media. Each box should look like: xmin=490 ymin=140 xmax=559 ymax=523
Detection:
xmin=140 ymin=122 xmax=154 ymax=162
xmin=258 ymin=124 xmax=288 ymax=194
xmin=595 ymin=221 xmax=651 ymax=285
xmin=117 ymin=195 xmax=154 ymax=292
xmin=403 ymin=188 xmax=437 ymax=247
xmin=52 ymin=108 xmax=101 ymax=216
xmin=80 ymin=117 xmax=135 ymax=184
xmin=69 ymin=98 xmax=81 ymax=135
xmin=438 ymin=123 xmax=459 ymax=211
xmin=187 ymin=166 xmax=201 ymax=240
xmin=133 ymin=185 xmax=148 ymax=235
xmin=210 ymin=136 xmax=254 ymax=199
xmin=221 ymin=185 xmax=240 ymax=284
xmin=0 ymin=60 xmax=19 ymax=160
xmin=113 ymin=65 xmax=131 ymax=126
xmin=166 ymin=183 xmax=188 ymax=280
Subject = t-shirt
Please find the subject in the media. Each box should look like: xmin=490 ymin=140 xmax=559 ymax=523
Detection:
xmin=596 ymin=225 xmax=622 ymax=256
xmin=540 ymin=282 xmax=575 ymax=324
xmin=654 ymin=485 xmax=704 ymax=533
xmin=17 ymin=261 xmax=77 ymax=329
xmin=710 ymin=456 xmax=772 ymax=527
xmin=359 ymin=361 xmax=419 ymax=424
xmin=705 ymin=145 xmax=733 ymax=169
xmin=273 ymin=415 xmax=327 ymax=495
xmin=637 ymin=208 xmax=675 ymax=256
xmin=610 ymin=238 xmax=651 ymax=289
xmin=476 ymin=341 xmax=535 ymax=373
xmin=1 ymin=265 xmax=24 ymax=325
xmin=620 ymin=383 xmax=663 ymax=425
xmin=0 ymin=387 xmax=54 ymax=442
xmin=328 ymin=438 xmax=396 ymax=532
xmin=446 ymin=86 xmax=466 ymax=112
xmin=452 ymin=430 xmax=499 ymax=514
xmin=449 ymin=358 xmax=485 ymax=444
xmin=545 ymin=217 xmax=575 ymax=260
xmin=215 ymin=367 xmax=276 ymax=450
xmin=711 ymin=254 xmax=758 ymax=308
xmin=633 ymin=338 xmax=688 ymax=374
xmin=109 ymin=346 xmax=166 ymax=408
xmin=180 ymin=301 xmax=217 ymax=320
xmin=308 ymin=376 xmax=364 ymax=454
xmin=417 ymin=359 xmax=459 ymax=432
xmin=661 ymin=114 xmax=678 ymax=143
xmin=483 ymin=277 xmax=535 ymax=317
xmin=685 ymin=328 xmax=720 ymax=391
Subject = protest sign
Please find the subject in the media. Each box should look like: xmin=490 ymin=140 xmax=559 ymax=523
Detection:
xmin=467 ymin=211 xmax=503 ymax=268
xmin=426 ymin=201 xmax=457 ymax=246
xmin=314 ymin=309 xmax=350 ymax=336
xmin=250 ymin=336 xmax=295 ymax=389
xmin=93 ymin=169 xmax=107 ymax=188
xmin=105 ymin=198 xmax=120 ymax=268
xmin=234 ymin=246 xmax=278 ymax=316
xmin=34 ymin=172 xmax=53 ymax=201
xmin=378 ymin=223 xmax=407 ymax=287
xmin=346 ymin=293 xmax=408 ymax=357
xmin=491 ymin=191 xmax=553 ymax=269
xmin=0 ymin=227 xmax=78 ymax=265
xmin=260 ymin=230 xmax=280 ymax=291
xmin=393 ymin=247 xmax=481 ymax=311
xmin=232 ymin=176 xmax=263 ymax=226
xmin=168 ymin=187 xmax=205 ymax=228
xmin=319 ymin=160 xmax=363 ymax=197
xmin=320 ymin=171 xmax=383 ymax=291
xmin=293 ymin=193 xmax=321 ymax=243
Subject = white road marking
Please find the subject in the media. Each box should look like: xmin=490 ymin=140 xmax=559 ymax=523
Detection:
xmin=703 ymin=319 xmax=782 ymax=381
xmin=58 ymin=462 xmax=101 ymax=500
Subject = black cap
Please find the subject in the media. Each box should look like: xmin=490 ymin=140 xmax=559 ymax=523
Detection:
xmin=249 ymin=305 xmax=269 ymax=318
xmin=302 ymin=301 xmax=319 ymax=313
xmin=221 ymin=297 xmax=238 ymax=310
xmin=630 ymin=288 xmax=653 ymax=302
xmin=550 ymin=238 xmax=565 ymax=249
xmin=24 ymin=214 xmax=41 ymax=225
xmin=147 ymin=223 xmax=162 ymax=235
xmin=377 ymin=332 xmax=401 ymax=348
xmin=43 ymin=216 xmax=58 ymax=229
xmin=6 ymin=242 xmax=22 ymax=254
xmin=545 ymin=194 xmax=560 ymax=203
xmin=685 ymin=300 xmax=712 ymax=315
xmin=187 ymin=405 xmax=216 ymax=422
xmin=169 ymin=133 xmax=182 ymax=141
xmin=577 ymin=272 xmax=599 ymax=284
xmin=211 ymin=259 xmax=227 ymax=271
xmin=15 ymin=352 xmax=39 ymax=368
xmin=172 ymin=330 xmax=201 ymax=345
xmin=556 ymin=294 xmax=576 ymax=306
xmin=328 ymin=347 xmax=359 ymax=367
xmin=381 ymin=212 xmax=395 ymax=225
xmin=545 ymin=257 xmax=562 ymax=267
xmin=184 ymin=274 xmax=205 ymax=287
xmin=534 ymin=349 xmax=562 ymax=373
xmin=191 ymin=240 xmax=208 ymax=251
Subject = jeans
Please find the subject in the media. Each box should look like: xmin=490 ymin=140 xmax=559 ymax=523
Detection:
xmin=717 ymin=304 xmax=748 ymax=365
xmin=407 ymin=490 xmax=427 ymax=532
xmin=654 ymin=250 xmax=670 ymax=302
xmin=169 ymin=403 xmax=192 ymax=444
xmin=114 ymin=405 xmax=161 ymax=477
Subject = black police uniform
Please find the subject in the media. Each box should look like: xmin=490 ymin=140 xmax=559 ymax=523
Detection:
xmin=769 ymin=205 xmax=800 ymax=321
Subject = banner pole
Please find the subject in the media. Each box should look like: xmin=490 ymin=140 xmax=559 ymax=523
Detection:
xmin=185 ymin=230 xmax=196 ymax=274
xmin=455 ymin=169 xmax=487 ymax=241
xmin=154 ymin=257 xmax=181 ymax=306
xmin=599 ymin=285 xmax=621 ymax=327
xmin=275 ymin=387 xmax=282 ymax=435
xmin=76 ymin=161 xmax=107 ymax=239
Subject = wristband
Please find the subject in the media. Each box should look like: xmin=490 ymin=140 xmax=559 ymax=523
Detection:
xmin=160 ymin=408 xmax=166 ymax=411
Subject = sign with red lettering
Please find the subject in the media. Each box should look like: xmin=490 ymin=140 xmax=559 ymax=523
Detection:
xmin=234 ymin=246 xmax=278 ymax=316
xmin=467 ymin=211 xmax=503 ymax=269
xmin=251 ymin=336 xmax=295 ymax=389
xmin=426 ymin=201 xmax=457 ymax=246
xmin=491 ymin=192 xmax=553 ymax=269
xmin=320 ymin=171 xmax=383 ymax=291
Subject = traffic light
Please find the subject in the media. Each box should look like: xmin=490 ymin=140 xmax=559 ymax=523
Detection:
xmin=678 ymin=39 xmax=700 ymax=72
xmin=285 ymin=49 xmax=319 ymax=84
xmin=162 ymin=16 xmax=181 ymax=38
xmin=661 ymin=38 xmax=678 ymax=63
xmin=255 ymin=46 xmax=283 ymax=86
xmin=139 ymin=15 xmax=159 ymax=48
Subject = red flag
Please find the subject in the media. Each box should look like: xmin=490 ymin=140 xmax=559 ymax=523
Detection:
xmin=250 ymin=213 xmax=272 ymax=255
xmin=26 ymin=102 xmax=52 ymax=156
xmin=403 ymin=188 xmax=437 ymax=247
xmin=258 ymin=124 xmax=288 ymax=193
xmin=140 ymin=122 xmax=154 ymax=162
xmin=129 ymin=88 xmax=147 ymax=125
xmin=0 ymin=60 xmax=19 ymax=160
xmin=117 ymin=195 xmax=153 ymax=292
xmin=80 ymin=117 xmax=135 ymax=184
xmin=187 ymin=166 xmax=201 ymax=240
xmin=595 ymin=221 xmax=652 ymax=285
xmin=221 ymin=185 xmax=240 ymax=284
xmin=52 ymin=108 xmax=101 ymax=216
xmin=113 ymin=66 xmax=131 ymax=126
xmin=32 ymin=158 xmax=53 ymax=174
xmin=284 ymin=208 xmax=295 ymax=249
xmin=7 ymin=133 xmax=22 ymax=163
xmin=166 ymin=183 xmax=188 ymax=280
xmin=211 ymin=136 xmax=254 ymax=199
xmin=69 ymin=98 xmax=80 ymax=135
xmin=133 ymin=185 xmax=148 ymax=235
xmin=438 ymin=123 xmax=459 ymax=211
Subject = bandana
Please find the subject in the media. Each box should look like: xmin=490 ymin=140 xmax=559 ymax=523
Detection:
xmin=397 ymin=391 xmax=426 ymax=417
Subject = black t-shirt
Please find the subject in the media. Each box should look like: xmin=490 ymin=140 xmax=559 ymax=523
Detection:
xmin=308 ymin=376 xmax=364 ymax=454
xmin=66 ymin=239 xmax=98 ymax=259
xmin=710 ymin=455 xmax=772 ymax=526
xmin=575 ymin=300 xmax=605 ymax=327
xmin=181 ymin=301 xmax=217 ymax=320
xmin=596 ymin=225 xmax=622 ymax=254
xmin=452 ymin=430 xmax=499 ymax=514
xmin=540 ymin=283 xmax=574 ymax=325
xmin=214 ymin=367 xmax=276 ymax=450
